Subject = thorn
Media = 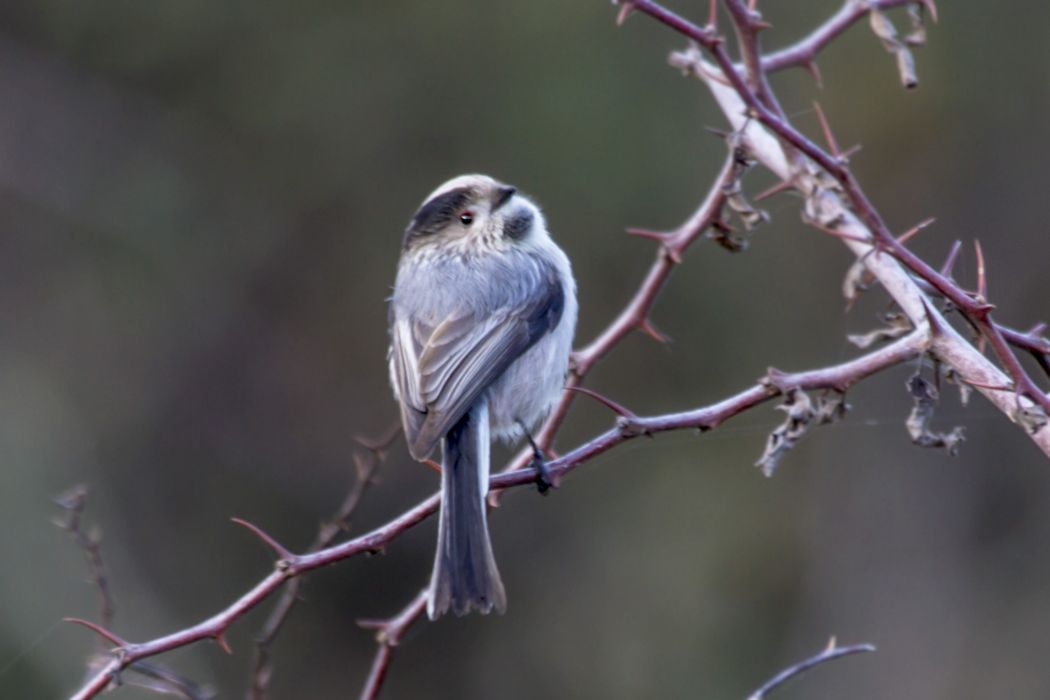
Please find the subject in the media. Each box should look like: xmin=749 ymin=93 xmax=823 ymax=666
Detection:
xmin=215 ymin=632 xmax=233 ymax=655
xmin=804 ymin=60 xmax=824 ymax=88
xmin=920 ymin=0 xmax=939 ymax=23
xmin=754 ymin=178 xmax=794 ymax=202
xmin=566 ymin=386 xmax=638 ymax=420
xmin=352 ymin=422 xmax=401 ymax=453
xmin=919 ymin=296 xmax=948 ymax=337
xmin=616 ymin=1 xmax=637 ymax=26
xmin=973 ymin=303 xmax=996 ymax=318
xmin=230 ymin=517 xmax=293 ymax=561
xmin=421 ymin=458 xmax=442 ymax=474
xmin=356 ymin=618 xmax=386 ymax=631
xmin=960 ymin=378 xmax=1015 ymax=392
xmin=812 ymin=101 xmax=841 ymax=158
xmin=706 ymin=0 xmax=718 ymax=31
xmin=1027 ymin=322 xmax=1047 ymax=337
xmin=974 ymin=239 xmax=989 ymax=358
xmin=639 ymin=318 xmax=670 ymax=344
xmin=939 ymin=240 xmax=962 ymax=278
xmin=839 ymin=143 xmax=863 ymax=160
xmin=974 ymin=239 xmax=987 ymax=301
xmin=762 ymin=367 xmax=795 ymax=393
xmin=704 ymin=125 xmax=731 ymax=140
xmin=897 ymin=217 xmax=936 ymax=247
xmin=63 ymin=617 xmax=128 ymax=647
xmin=826 ymin=635 xmax=838 ymax=652
xmin=625 ymin=227 xmax=668 ymax=243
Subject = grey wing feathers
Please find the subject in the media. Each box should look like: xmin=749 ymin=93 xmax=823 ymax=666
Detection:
xmin=392 ymin=274 xmax=565 ymax=460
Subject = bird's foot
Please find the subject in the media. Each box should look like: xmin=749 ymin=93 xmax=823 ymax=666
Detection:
xmin=519 ymin=422 xmax=554 ymax=495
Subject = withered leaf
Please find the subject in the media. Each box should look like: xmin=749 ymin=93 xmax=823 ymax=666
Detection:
xmin=905 ymin=374 xmax=965 ymax=454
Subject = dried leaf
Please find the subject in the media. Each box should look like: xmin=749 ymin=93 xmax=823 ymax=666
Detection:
xmin=815 ymin=390 xmax=851 ymax=424
xmin=798 ymin=161 xmax=848 ymax=231
xmin=755 ymin=390 xmax=849 ymax=476
xmin=942 ymin=367 xmax=973 ymax=407
xmin=905 ymin=374 xmax=965 ymax=454
xmin=842 ymin=258 xmax=876 ymax=306
xmin=723 ymin=176 xmax=769 ymax=231
xmin=706 ymin=222 xmax=749 ymax=252
xmin=1012 ymin=401 xmax=1048 ymax=435
xmin=905 ymin=4 xmax=927 ymax=45
xmin=869 ymin=9 xmax=919 ymax=88
xmin=707 ymin=141 xmax=768 ymax=251
xmin=848 ymin=312 xmax=913 ymax=349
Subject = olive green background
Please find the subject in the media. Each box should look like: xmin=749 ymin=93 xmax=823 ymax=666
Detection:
xmin=1 ymin=1 xmax=1048 ymax=698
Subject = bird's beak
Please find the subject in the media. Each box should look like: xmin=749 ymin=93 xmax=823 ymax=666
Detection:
xmin=492 ymin=186 xmax=516 ymax=212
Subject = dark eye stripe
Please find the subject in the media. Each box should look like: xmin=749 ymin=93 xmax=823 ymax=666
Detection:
xmin=404 ymin=187 xmax=473 ymax=245
xmin=504 ymin=210 xmax=534 ymax=240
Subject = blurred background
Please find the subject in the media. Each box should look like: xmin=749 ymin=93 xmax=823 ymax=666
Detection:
xmin=1 ymin=1 xmax=1048 ymax=698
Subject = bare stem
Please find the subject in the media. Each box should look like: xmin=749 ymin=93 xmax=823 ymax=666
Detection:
xmin=68 ymin=330 xmax=925 ymax=699
xmin=745 ymin=639 xmax=876 ymax=700
xmin=357 ymin=592 xmax=428 ymax=700
xmin=627 ymin=0 xmax=1049 ymax=452
xmin=762 ymin=0 xmax=922 ymax=74
xmin=246 ymin=425 xmax=399 ymax=700
xmin=55 ymin=486 xmax=115 ymax=636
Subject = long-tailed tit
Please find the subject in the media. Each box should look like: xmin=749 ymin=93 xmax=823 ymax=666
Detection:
xmin=388 ymin=174 xmax=577 ymax=619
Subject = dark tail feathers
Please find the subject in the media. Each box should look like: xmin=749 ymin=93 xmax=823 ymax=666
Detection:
xmin=427 ymin=401 xmax=506 ymax=619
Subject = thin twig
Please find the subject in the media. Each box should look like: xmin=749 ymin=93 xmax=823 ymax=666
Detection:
xmin=246 ymin=423 xmax=399 ymax=700
xmin=59 ymin=487 xmax=213 ymax=699
xmin=357 ymin=592 xmax=428 ymax=700
xmin=745 ymin=638 xmax=876 ymax=700
xmin=487 ymin=148 xmax=740 ymax=506
xmin=68 ymin=331 xmax=926 ymax=700
xmin=762 ymin=0 xmax=925 ymax=74
xmin=65 ymin=329 xmax=923 ymax=700
xmin=54 ymin=486 xmax=115 ymax=636
xmin=640 ymin=0 xmax=1049 ymax=451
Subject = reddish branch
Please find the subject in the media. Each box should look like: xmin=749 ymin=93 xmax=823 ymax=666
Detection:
xmin=246 ymin=426 xmax=398 ymax=700
xmin=356 ymin=2 xmax=1043 ymax=693
xmin=66 ymin=3 xmax=1050 ymax=698
xmin=622 ymin=0 xmax=1050 ymax=428
xmin=67 ymin=329 xmax=926 ymax=699
xmin=356 ymin=592 xmax=428 ymax=700
xmin=761 ymin=0 xmax=932 ymax=75
xmin=362 ymin=149 xmax=746 ymax=697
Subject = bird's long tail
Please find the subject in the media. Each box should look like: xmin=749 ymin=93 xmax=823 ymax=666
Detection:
xmin=427 ymin=400 xmax=506 ymax=619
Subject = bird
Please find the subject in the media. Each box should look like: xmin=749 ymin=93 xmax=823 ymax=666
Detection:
xmin=388 ymin=174 xmax=577 ymax=619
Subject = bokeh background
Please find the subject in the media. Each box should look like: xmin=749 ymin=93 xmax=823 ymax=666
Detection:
xmin=1 ymin=1 xmax=1048 ymax=698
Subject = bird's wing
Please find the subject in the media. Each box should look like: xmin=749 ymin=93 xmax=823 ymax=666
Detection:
xmin=391 ymin=275 xmax=564 ymax=460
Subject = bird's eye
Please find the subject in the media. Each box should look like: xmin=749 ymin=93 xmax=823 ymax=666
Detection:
xmin=459 ymin=211 xmax=475 ymax=226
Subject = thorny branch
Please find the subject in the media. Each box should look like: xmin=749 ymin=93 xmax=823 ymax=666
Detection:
xmin=57 ymin=487 xmax=213 ymax=699
xmin=246 ymin=425 xmax=399 ymax=700
xmin=358 ymin=2 xmax=1047 ymax=691
xmin=67 ymin=329 xmax=927 ymax=699
xmin=65 ymin=2 xmax=1050 ymax=699
xmin=55 ymin=486 xmax=115 ymax=636
xmin=626 ymin=0 xmax=1049 ymax=450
